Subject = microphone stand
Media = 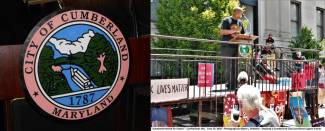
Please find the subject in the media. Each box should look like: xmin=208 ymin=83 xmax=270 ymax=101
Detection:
xmin=242 ymin=14 xmax=258 ymax=86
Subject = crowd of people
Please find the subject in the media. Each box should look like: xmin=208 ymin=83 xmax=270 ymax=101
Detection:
xmin=225 ymin=60 xmax=325 ymax=127
xmin=226 ymin=71 xmax=280 ymax=127
xmin=219 ymin=6 xmax=325 ymax=127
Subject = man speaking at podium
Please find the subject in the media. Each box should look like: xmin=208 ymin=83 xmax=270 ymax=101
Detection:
xmin=220 ymin=7 xmax=245 ymax=90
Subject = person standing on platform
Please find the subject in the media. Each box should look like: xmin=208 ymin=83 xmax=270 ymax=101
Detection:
xmin=220 ymin=7 xmax=246 ymax=90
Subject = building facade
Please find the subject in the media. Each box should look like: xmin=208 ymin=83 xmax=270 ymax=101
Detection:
xmin=151 ymin=0 xmax=325 ymax=47
xmin=249 ymin=0 xmax=325 ymax=46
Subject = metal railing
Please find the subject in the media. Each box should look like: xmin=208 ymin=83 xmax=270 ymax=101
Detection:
xmin=151 ymin=34 xmax=320 ymax=52
xmin=150 ymin=34 xmax=320 ymax=127
xmin=151 ymin=53 xmax=319 ymax=97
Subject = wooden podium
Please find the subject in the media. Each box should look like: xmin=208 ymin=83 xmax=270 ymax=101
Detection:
xmin=230 ymin=34 xmax=258 ymax=57
xmin=0 ymin=36 xmax=150 ymax=131
xmin=0 ymin=44 xmax=25 ymax=99
xmin=0 ymin=44 xmax=24 ymax=131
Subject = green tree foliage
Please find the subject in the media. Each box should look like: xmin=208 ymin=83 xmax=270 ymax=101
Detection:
xmin=290 ymin=27 xmax=321 ymax=59
xmin=153 ymin=0 xmax=240 ymax=52
xmin=151 ymin=0 xmax=241 ymax=80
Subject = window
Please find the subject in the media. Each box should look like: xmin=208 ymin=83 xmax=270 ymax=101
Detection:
xmin=291 ymin=1 xmax=301 ymax=39
xmin=317 ymin=8 xmax=324 ymax=41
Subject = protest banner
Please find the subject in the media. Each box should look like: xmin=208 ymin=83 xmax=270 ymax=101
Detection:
xmin=198 ymin=63 xmax=214 ymax=88
xmin=292 ymin=72 xmax=306 ymax=90
xmin=151 ymin=78 xmax=189 ymax=103
xmin=289 ymin=96 xmax=311 ymax=127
